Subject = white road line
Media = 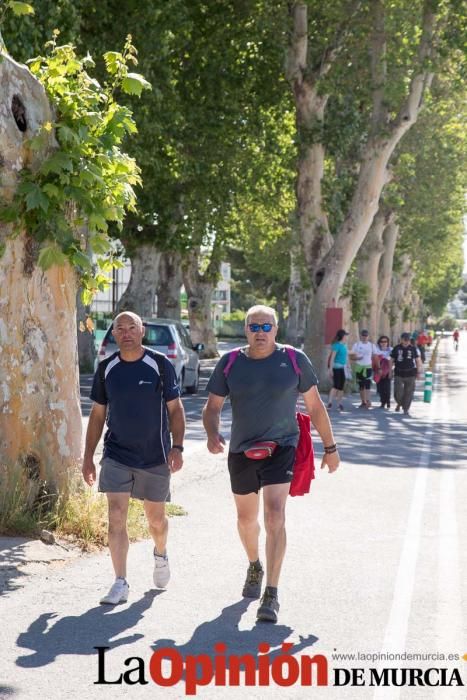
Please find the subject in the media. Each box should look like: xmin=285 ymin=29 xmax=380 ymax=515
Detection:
xmin=373 ymin=399 xmax=435 ymax=700
xmin=435 ymin=369 xmax=462 ymax=699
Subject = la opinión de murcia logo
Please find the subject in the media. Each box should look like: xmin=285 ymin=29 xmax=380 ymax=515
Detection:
xmin=95 ymin=644 xmax=327 ymax=693
xmin=94 ymin=645 xmax=464 ymax=694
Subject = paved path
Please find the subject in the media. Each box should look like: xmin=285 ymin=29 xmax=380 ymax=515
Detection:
xmin=1 ymin=336 xmax=466 ymax=699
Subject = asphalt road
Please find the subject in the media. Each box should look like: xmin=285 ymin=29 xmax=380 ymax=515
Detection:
xmin=1 ymin=336 xmax=466 ymax=699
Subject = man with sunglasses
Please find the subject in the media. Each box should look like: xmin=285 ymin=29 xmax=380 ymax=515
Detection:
xmin=203 ymin=305 xmax=340 ymax=623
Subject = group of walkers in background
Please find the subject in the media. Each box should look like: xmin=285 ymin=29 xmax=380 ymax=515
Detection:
xmin=328 ymin=327 xmax=428 ymax=417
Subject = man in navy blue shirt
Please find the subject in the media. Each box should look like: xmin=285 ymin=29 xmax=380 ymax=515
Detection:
xmin=82 ymin=312 xmax=185 ymax=605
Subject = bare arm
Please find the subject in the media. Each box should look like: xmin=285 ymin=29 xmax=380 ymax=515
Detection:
xmin=166 ymin=397 xmax=186 ymax=472
xmin=302 ymin=385 xmax=340 ymax=473
xmin=82 ymin=402 xmax=107 ymax=485
xmin=416 ymin=355 xmax=423 ymax=376
xmin=202 ymin=393 xmax=227 ymax=454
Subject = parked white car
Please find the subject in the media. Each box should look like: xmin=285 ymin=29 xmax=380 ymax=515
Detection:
xmin=95 ymin=318 xmax=203 ymax=393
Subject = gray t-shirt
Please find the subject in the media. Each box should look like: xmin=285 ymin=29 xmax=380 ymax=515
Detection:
xmin=206 ymin=345 xmax=318 ymax=453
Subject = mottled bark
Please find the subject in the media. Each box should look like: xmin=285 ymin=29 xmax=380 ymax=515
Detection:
xmin=357 ymin=209 xmax=395 ymax=338
xmin=0 ymin=53 xmax=81 ymax=499
xmin=304 ymin=0 xmax=436 ymax=379
xmin=76 ymin=288 xmax=96 ymax=373
xmin=0 ymin=236 xmax=81 ymax=496
xmin=116 ymin=243 xmax=161 ymax=317
xmin=306 ymin=145 xmax=395 ymax=374
xmin=387 ymin=255 xmax=415 ymax=340
xmin=286 ymin=243 xmax=309 ymax=345
xmin=157 ymin=251 xmax=182 ymax=320
xmin=182 ymin=248 xmax=218 ymax=358
xmin=285 ymin=2 xmax=334 ymax=310
xmin=376 ymin=219 xmax=399 ymax=336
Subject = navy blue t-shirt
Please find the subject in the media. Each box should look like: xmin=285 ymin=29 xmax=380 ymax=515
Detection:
xmin=90 ymin=349 xmax=180 ymax=468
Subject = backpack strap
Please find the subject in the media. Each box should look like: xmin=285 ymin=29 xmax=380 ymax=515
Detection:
xmin=223 ymin=348 xmax=242 ymax=378
xmin=283 ymin=345 xmax=301 ymax=375
xmin=224 ymin=345 xmax=301 ymax=378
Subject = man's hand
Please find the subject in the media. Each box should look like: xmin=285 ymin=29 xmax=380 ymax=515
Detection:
xmin=168 ymin=448 xmax=183 ymax=473
xmin=82 ymin=457 xmax=96 ymax=486
xmin=321 ymin=450 xmax=340 ymax=473
xmin=207 ymin=433 xmax=226 ymax=454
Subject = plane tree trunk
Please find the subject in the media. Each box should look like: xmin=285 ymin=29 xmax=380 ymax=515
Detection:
xmin=0 ymin=53 xmax=81 ymax=501
xmin=182 ymin=247 xmax=219 ymax=358
xmin=356 ymin=208 xmax=395 ymax=338
xmin=116 ymin=242 xmax=161 ymax=317
xmin=157 ymin=251 xmax=183 ymax=320
xmin=304 ymin=0 xmax=436 ymax=379
xmin=376 ymin=218 xmax=399 ymax=337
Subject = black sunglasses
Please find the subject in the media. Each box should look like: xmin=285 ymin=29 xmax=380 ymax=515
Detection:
xmin=248 ymin=323 xmax=274 ymax=333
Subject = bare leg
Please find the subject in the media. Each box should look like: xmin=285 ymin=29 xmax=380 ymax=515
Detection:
xmin=335 ymin=389 xmax=344 ymax=405
xmin=233 ymin=492 xmax=260 ymax=562
xmin=107 ymin=493 xmax=130 ymax=578
xmin=144 ymin=500 xmax=168 ymax=555
xmin=263 ymin=483 xmax=290 ymax=587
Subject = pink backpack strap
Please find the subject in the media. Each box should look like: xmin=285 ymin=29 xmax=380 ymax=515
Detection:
xmin=223 ymin=348 xmax=242 ymax=377
xmin=283 ymin=345 xmax=301 ymax=375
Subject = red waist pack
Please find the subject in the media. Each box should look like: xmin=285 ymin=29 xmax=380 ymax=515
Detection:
xmin=244 ymin=441 xmax=277 ymax=460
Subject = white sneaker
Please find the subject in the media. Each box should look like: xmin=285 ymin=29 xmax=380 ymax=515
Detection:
xmin=153 ymin=549 xmax=170 ymax=588
xmin=100 ymin=578 xmax=129 ymax=605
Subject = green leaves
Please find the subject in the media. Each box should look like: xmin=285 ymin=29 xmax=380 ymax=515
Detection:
xmin=7 ymin=1 xmax=34 ymax=16
xmin=17 ymin=182 xmax=50 ymax=213
xmin=4 ymin=39 xmax=147 ymax=289
xmin=38 ymin=244 xmax=68 ymax=270
xmin=40 ymin=151 xmax=74 ymax=175
xmin=103 ymin=36 xmax=151 ymax=100
xmin=71 ymin=248 xmax=92 ymax=270
xmin=121 ymin=72 xmax=152 ymax=96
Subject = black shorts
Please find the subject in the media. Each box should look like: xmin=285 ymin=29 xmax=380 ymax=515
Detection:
xmin=228 ymin=446 xmax=295 ymax=495
xmin=332 ymin=367 xmax=346 ymax=391
xmin=355 ymin=367 xmax=372 ymax=390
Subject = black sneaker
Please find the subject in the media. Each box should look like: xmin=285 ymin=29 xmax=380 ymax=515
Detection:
xmin=257 ymin=591 xmax=280 ymax=622
xmin=242 ymin=562 xmax=264 ymax=598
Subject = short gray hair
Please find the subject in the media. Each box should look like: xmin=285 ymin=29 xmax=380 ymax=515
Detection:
xmin=113 ymin=311 xmax=143 ymax=328
xmin=245 ymin=305 xmax=278 ymax=326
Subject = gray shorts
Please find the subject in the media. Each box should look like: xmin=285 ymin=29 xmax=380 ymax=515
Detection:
xmin=98 ymin=457 xmax=171 ymax=503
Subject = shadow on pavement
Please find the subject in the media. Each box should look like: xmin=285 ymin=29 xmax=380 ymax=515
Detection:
xmin=15 ymin=590 xmax=163 ymax=668
xmin=327 ymin=348 xmax=467 ymax=471
xmin=0 ymin=540 xmax=36 ymax=598
xmin=151 ymin=598 xmax=318 ymax=664
xmin=330 ymin=408 xmax=467 ymax=471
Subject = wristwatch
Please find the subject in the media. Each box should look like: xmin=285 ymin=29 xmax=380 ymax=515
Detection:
xmin=172 ymin=444 xmax=184 ymax=452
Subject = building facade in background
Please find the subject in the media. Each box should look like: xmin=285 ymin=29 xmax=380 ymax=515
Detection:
xmin=91 ymin=258 xmax=230 ymax=320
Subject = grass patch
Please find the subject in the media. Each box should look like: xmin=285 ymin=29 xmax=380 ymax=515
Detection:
xmin=0 ymin=467 xmax=39 ymax=535
xmin=0 ymin=468 xmax=187 ymax=550
xmin=166 ymin=503 xmax=187 ymax=517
